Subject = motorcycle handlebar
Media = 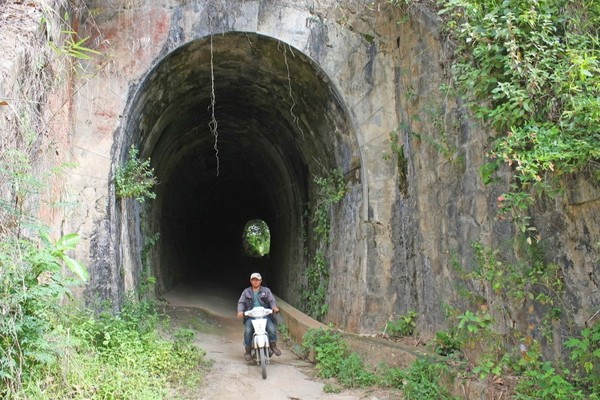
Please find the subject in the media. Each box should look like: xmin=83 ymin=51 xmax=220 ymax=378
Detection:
xmin=243 ymin=307 xmax=273 ymax=318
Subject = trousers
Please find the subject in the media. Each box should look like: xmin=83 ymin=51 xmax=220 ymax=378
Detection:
xmin=244 ymin=317 xmax=277 ymax=347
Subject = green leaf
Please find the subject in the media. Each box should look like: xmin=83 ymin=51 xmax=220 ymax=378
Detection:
xmin=56 ymin=233 xmax=80 ymax=251
xmin=63 ymin=255 xmax=88 ymax=282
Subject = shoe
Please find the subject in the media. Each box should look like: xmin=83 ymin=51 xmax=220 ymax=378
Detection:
xmin=244 ymin=346 xmax=252 ymax=361
xmin=270 ymin=342 xmax=281 ymax=356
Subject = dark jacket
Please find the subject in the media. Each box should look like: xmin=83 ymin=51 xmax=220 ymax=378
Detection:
xmin=237 ymin=286 xmax=277 ymax=323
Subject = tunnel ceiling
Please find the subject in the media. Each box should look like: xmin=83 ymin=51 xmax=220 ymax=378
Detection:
xmin=125 ymin=32 xmax=354 ymax=294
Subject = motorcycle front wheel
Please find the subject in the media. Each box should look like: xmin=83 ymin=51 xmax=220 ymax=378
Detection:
xmin=260 ymin=347 xmax=268 ymax=379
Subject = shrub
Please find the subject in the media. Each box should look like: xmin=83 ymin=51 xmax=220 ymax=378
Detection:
xmin=301 ymin=328 xmax=380 ymax=390
xmin=385 ymin=311 xmax=417 ymax=337
xmin=514 ymin=361 xmax=585 ymax=400
xmin=114 ymin=145 xmax=157 ymax=202
xmin=28 ymin=297 xmax=206 ymax=398
xmin=0 ymin=230 xmax=86 ymax=395
xmin=338 ymin=353 xmax=377 ymax=388
xmin=302 ymin=328 xmax=349 ymax=378
xmin=382 ymin=357 xmax=459 ymax=399
xmin=439 ymin=0 xmax=600 ymax=228
xmin=565 ymin=323 xmax=600 ymax=395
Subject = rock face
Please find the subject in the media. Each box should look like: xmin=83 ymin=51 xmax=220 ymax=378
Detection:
xmin=3 ymin=0 xmax=597 ymax=348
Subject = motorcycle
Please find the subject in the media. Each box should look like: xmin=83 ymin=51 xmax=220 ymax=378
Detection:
xmin=244 ymin=306 xmax=273 ymax=379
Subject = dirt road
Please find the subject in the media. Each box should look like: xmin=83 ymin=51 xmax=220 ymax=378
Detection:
xmin=163 ymin=283 xmax=392 ymax=400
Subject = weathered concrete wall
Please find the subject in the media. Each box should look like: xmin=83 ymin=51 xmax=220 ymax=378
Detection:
xmin=12 ymin=0 xmax=595 ymax=345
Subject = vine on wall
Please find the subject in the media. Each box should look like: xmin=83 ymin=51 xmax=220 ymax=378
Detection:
xmin=439 ymin=0 xmax=600 ymax=232
xmin=381 ymin=1 xmax=600 ymax=396
xmin=301 ymin=168 xmax=346 ymax=320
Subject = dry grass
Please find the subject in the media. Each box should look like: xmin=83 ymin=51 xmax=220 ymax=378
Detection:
xmin=0 ymin=0 xmax=75 ymax=236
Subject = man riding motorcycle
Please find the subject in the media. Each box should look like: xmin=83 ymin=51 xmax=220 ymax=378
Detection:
xmin=237 ymin=272 xmax=282 ymax=361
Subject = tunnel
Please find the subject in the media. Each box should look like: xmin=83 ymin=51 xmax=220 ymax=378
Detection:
xmin=118 ymin=32 xmax=359 ymax=307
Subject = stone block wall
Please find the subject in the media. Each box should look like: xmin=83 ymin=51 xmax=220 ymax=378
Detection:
xmin=2 ymin=0 xmax=596 ymax=352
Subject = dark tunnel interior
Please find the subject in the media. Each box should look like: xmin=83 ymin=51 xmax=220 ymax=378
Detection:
xmin=123 ymin=32 xmax=354 ymax=303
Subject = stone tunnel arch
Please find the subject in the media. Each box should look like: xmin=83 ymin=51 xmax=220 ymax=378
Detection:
xmin=114 ymin=32 xmax=361 ymax=308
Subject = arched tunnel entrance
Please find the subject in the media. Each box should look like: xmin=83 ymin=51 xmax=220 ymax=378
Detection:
xmin=120 ymin=32 xmax=359 ymax=307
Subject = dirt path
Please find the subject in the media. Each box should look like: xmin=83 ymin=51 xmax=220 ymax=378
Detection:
xmin=163 ymin=283 xmax=392 ymax=400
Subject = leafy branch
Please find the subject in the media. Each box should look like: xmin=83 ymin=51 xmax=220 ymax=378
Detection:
xmin=114 ymin=145 xmax=157 ymax=203
xmin=439 ymin=0 xmax=600 ymax=229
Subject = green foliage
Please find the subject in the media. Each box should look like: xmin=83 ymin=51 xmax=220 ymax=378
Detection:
xmin=388 ymin=128 xmax=409 ymax=195
xmin=114 ymin=145 xmax=157 ymax=203
xmin=302 ymin=249 xmax=329 ymax=319
xmin=0 ymin=230 xmax=87 ymax=395
xmin=0 ymin=7 xmax=203 ymax=393
xmin=276 ymin=323 xmax=292 ymax=343
xmin=443 ymin=239 xmax=600 ymax=397
xmin=498 ymin=334 xmax=600 ymax=399
xmin=1 ymin=149 xmax=43 ymax=202
xmin=432 ymin=328 xmax=463 ymax=357
xmin=381 ymin=357 xmax=459 ymax=400
xmin=514 ymin=360 xmax=585 ymax=400
xmin=439 ymin=0 xmax=600 ymax=225
xmin=429 ymin=316 xmax=600 ymax=398
xmin=433 ymin=304 xmax=507 ymax=380
xmin=302 ymin=328 xmax=349 ymax=378
xmin=139 ymin=233 xmax=160 ymax=297
xmin=472 ymin=352 xmax=506 ymax=380
xmin=410 ymin=131 xmax=456 ymax=162
xmin=446 ymin=240 xmax=569 ymax=382
xmin=302 ymin=328 xmax=376 ymax=389
xmin=457 ymin=309 xmax=493 ymax=334
xmin=479 ymin=158 xmax=503 ymax=184
xmin=466 ymin=241 xmax=564 ymax=311
xmin=0 ymin=220 xmax=203 ymax=399
xmin=42 ymin=232 xmax=88 ymax=282
xmin=301 ymin=328 xmax=479 ymax=397
xmin=311 ymin=168 xmax=346 ymax=239
xmin=323 ymin=382 xmax=342 ymax=393
xmin=389 ymin=127 xmax=404 ymax=158
xmin=338 ymin=353 xmax=377 ymax=388
xmin=43 ymin=10 xmax=101 ymax=74
xmin=141 ymin=233 xmax=160 ymax=268
xmin=0 ymin=150 xmax=71 ymax=226
xmin=565 ymin=322 xmax=600 ymax=393
xmin=0 ymin=102 xmax=89 ymax=395
xmin=387 ymin=0 xmax=416 ymax=6
xmin=385 ymin=311 xmax=417 ymax=337
xmin=24 ymin=297 xmax=206 ymax=399
xmin=444 ymin=305 xmax=506 ymax=378
xmin=243 ymin=219 xmax=270 ymax=256
xmin=302 ymin=168 xmax=346 ymax=320
xmin=496 ymin=189 xmax=538 ymax=234
xmin=48 ymin=30 xmax=100 ymax=60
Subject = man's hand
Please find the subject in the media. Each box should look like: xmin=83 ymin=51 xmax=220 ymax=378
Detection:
xmin=237 ymin=311 xmax=244 ymax=319
xmin=273 ymin=306 xmax=280 ymax=313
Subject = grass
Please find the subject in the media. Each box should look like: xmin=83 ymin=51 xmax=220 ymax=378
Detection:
xmin=4 ymin=296 xmax=209 ymax=399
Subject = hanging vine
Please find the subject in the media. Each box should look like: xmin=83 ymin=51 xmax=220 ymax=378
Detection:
xmin=207 ymin=7 xmax=220 ymax=176
xmin=280 ymin=41 xmax=305 ymax=140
